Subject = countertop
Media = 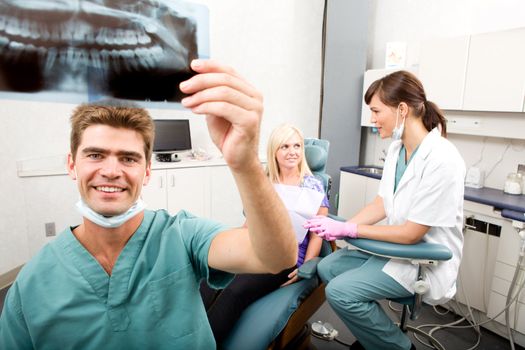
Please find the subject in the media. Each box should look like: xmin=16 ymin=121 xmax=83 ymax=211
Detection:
xmin=340 ymin=165 xmax=383 ymax=180
xmin=341 ymin=165 xmax=525 ymax=222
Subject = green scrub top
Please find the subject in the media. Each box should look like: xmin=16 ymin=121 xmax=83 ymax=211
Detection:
xmin=394 ymin=145 xmax=419 ymax=193
xmin=0 ymin=210 xmax=233 ymax=350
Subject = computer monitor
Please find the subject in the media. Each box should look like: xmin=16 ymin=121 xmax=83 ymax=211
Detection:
xmin=153 ymin=119 xmax=192 ymax=161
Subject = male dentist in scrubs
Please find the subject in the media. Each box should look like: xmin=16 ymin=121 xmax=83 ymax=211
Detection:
xmin=0 ymin=60 xmax=297 ymax=349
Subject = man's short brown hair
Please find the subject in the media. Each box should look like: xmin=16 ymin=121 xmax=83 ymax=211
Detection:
xmin=70 ymin=104 xmax=155 ymax=162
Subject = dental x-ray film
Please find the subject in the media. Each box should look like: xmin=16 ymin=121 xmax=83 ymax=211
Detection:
xmin=0 ymin=0 xmax=209 ymax=106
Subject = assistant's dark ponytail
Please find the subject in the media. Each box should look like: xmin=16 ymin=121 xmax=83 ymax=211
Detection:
xmin=423 ymin=100 xmax=447 ymax=137
xmin=365 ymin=71 xmax=447 ymax=137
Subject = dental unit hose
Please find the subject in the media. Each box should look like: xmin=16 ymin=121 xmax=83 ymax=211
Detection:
xmin=505 ymin=229 xmax=525 ymax=350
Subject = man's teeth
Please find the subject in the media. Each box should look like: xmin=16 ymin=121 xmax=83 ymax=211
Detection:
xmin=96 ymin=186 xmax=124 ymax=193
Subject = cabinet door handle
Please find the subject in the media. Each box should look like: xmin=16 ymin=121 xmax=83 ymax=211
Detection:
xmin=159 ymin=176 xmax=163 ymax=188
xmin=464 ymin=223 xmax=476 ymax=230
xmin=171 ymin=174 xmax=175 ymax=187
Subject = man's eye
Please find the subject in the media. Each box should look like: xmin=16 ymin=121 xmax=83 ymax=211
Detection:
xmin=123 ymin=157 xmax=137 ymax=163
xmin=88 ymin=154 xmax=102 ymax=159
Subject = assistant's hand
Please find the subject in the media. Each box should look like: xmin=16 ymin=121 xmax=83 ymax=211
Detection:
xmin=303 ymin=216 xmax=358 ymax=241
xmin=180 ymin=59 xmax=263 ymax=171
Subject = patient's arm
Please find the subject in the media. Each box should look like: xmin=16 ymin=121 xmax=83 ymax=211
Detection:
xmin=281 ymin=206 xmax=328 ymax=286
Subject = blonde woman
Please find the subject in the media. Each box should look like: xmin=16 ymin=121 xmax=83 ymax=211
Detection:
xmin=200 ymin=123 xmax=329 ymax=345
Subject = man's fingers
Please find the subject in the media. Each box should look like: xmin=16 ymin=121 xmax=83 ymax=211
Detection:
xmin=187 ymin=101 xmax=259 ymax=130
xmin=190 ymin=59 xmax=239 ymax=77
xmin=182 ymin=85 xmax=261 ymax=113
xmin=180 ymin=72 xmax=262 ymax=102
xmin=188 ymin=59 xmax=259 ymax=95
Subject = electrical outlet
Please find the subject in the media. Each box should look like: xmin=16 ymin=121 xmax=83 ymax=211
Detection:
xmin=45 ymin=222 xmax=56 ymax=237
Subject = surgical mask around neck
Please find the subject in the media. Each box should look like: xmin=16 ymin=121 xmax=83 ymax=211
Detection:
xmin=75 ymin=198 xmax=146 ymax=228
xmin=392 ymin=106 xmax=405 ymax=141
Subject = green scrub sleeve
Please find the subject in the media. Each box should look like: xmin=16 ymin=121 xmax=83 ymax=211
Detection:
xmin=178 ymin=211 xmax=234 ymax=289
xmin=0 ymin=283 xmax=33 ymax=350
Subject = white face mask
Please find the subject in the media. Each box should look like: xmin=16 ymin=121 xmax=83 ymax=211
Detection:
xmin=392 ymin=105 xmax=405 ymax=141
xmin=75 ymin=198 xmax=146 ymax=228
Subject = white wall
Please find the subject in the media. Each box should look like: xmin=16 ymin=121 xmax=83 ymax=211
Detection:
xmin=361 ymin=0 xmax=525 ymax=190
xmin=0 ymin=0 xmax=325 ymax=275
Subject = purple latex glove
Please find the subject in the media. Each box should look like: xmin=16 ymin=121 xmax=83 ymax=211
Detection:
xmin=303 ymin=216 xmax=358 ymax=241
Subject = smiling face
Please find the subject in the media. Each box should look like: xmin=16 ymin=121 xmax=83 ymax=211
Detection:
xmin=68 ymin=124 xmax=151 ymax=217
xmin=368 ymin=94 xmax=400 ymax=139
xmin=275 ymin=132 xmax=303 ymax=173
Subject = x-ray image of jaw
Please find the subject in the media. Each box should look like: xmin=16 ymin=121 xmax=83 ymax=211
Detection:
xmin=0 ymin=0 xmax=208 ymax=103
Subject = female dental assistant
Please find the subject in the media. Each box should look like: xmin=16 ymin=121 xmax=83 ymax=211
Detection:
xmin=304 ymin=70 xmax=465 ymax=350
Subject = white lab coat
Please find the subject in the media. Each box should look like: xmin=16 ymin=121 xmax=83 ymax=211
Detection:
xmin=379 ymin=128 xmax=466 ymax=305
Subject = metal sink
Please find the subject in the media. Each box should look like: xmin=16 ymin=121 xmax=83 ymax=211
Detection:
xmin=356 ymin=167 xmax=383 ymax=176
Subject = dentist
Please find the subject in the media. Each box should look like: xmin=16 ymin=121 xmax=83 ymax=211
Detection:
xmin=0 ymin=60 xmax=297 ymax=350
xmin=304 ymin=71 xmax=465 ymax=350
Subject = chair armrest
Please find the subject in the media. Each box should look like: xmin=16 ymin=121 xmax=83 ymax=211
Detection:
xmin=350 ymin=238 xmax=452 ymax=261
xmin=297 ymin=257 xmax=323 ymax=279
xmin=327 ymin=214 xmax=452 ymax=262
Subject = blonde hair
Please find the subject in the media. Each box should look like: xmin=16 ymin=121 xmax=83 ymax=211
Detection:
xmin=266 ymin=123 xmax=312 ymax=183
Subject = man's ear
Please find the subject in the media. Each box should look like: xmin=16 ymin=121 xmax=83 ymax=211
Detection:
xmin=143 ymin=161 xmax=152 ymax=186
xmin=67 ymin=153 xmax=77 ymax=180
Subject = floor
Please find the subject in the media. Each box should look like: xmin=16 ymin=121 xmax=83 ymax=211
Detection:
xmin=0 ymin=285 xmax=522 ymax=349
xmin=308 ymin=300 xmax=522 ymax=350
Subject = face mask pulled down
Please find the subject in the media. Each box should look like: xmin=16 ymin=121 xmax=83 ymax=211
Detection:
xmin=76 ymin=198 xmax=146 ymax=228
xmin=392 ymin=105 xmax=405 ymax=141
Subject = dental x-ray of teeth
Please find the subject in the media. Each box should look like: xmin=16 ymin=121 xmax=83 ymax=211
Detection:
xmin=0 ymin=0 xmax=209 ymax=105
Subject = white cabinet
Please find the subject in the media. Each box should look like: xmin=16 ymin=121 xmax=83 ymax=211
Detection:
xmin=419 ymin=28 xmax=525 ymax=113
xmin=337 ymin=171 xmax=384 ymax=248
xmin=338 ymin=172 xmax=367 ymax=218
xmin=141 ymin=170 xmax=168 ymax=211
xmin=141 ymin=165 xmax=244 ymax=225
xmin=455 ymin=205 xmax=500 ymax=313
xmin=167 ymin=168 xmax=209 ymax=217
xmin=418 ymin=36 xmax=469 ymax=110
xmin=463 ymin=28 xmax=525 ymax=112
xmin=209 ymin=166 xmax=244 ymax=227
xmin=459 ymin=201 xmax=525 ymax=334
xmin=142 ymin=168 xmax=208 ymax=216
xmin=338 ymin=171 xmax=381 ymax=219
xmin=486 ymin=212 xmax=525 ymax=333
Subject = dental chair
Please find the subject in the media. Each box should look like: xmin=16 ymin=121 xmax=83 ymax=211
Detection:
xmin=222 ymin=139 xmax=335 ymax=350
xmin=330 ymin=214 xmax=453 ymax=350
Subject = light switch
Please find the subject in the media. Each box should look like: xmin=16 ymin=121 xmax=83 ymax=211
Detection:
xmin=45 ymin=222 xmax=56 ymax=237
